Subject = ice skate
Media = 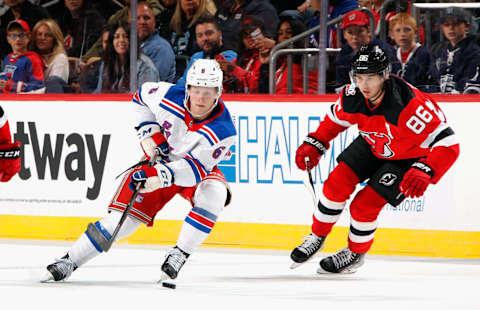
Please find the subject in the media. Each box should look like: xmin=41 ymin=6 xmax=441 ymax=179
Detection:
xmin=317 ymin=246 xmax=365 ymax=274
xmin=42 ymin=254 xmax=77 ymax=282
xmin=160 ymin=246 xmax=189 ymax=281
xmin=290 ymin=233 xmax=326 ymax=269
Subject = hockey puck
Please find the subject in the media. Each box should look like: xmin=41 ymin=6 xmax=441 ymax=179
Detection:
xmin=162 ymin=282 xmax=176 ymax=289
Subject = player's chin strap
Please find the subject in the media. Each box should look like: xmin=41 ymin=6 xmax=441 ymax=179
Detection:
xmin=367 ymin=71 xmax=389 ymax=105
xmin=367 ymin=85 xmax=385 ymax=105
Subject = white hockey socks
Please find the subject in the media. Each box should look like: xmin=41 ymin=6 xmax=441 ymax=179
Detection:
xmin=176 ymin=180 xmax=227 ymax=254
xmin=68 ymin=212 xmax=142 ymax=267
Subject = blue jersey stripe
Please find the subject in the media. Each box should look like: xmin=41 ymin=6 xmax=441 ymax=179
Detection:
xmin=197 ymin=130 xmax=215 ymax=145
xmin=184 ymin=158 xmax=201 ymax=183
xmin=187 ymin=152 xmax=210 ymax=174
xmin=160 ymin=103 xmax=184 ymax=120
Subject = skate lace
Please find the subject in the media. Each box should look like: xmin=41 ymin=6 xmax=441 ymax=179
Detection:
xmin=166 ymin=248 xmax=186 ymax=271
xmin=299 ymin=234 xmax=323 ymax=255
xmin=53 ymin=257 xmax=75 ymax=278
xmin=332 ymin=248 xmax=355 ymax=269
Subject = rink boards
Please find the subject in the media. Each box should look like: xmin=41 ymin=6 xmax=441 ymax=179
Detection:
xmin=0 ymin=94 xmax=478 ymax=258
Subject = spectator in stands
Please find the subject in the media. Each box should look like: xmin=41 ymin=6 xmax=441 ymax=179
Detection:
xmin=0 ymin=19 xmax=45 ymax=93
xmin=168 ymin=0 xmax=217 ymax=80
xmin=79 ymin=24 xmax=112 ymax=93
xmin=95 ymin=22 xmax=159 ymax=93
xmin=156 ymin=0 xmax=177 ymax=40
xmin=431 ymin=8 xmax=480 ymax=94
xmin=54 ymin=0 xmax=104 ymax=59
xmin=177 ymin=14 xmax=236 ymax=89
xmin=272 ymin=1 xmax=314 ymax=26
xmin=216 ymin=17 xmax=264 ymax=93
xmin=30 ymin=18 xmax=70 ymax=93
xmin=215 ymin=0 xmax=279 ymax=53
xmin=81 ymin=0 xmax=166 ymax=63
xmin=335 ymin=10 xmax=397 ymax=92
xmin=137 ymin=1 xmax=176 ymax=82
xmin=389 ymin=13 xmax=438 ymax=92
xmin=307 ymin=0 xmax=358 ymax=48
xmin=0 ymin=0 xmax=50 ymax=60
xmin=257 ymin=17 xmax=318 ymax=94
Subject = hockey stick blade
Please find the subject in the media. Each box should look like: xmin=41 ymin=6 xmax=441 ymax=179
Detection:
xmin=90 ymin=151 xmax=160 ymax=252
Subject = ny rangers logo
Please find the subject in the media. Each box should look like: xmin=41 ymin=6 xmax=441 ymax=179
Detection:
xmin=359 ymin=131 xmax=394 ymax=158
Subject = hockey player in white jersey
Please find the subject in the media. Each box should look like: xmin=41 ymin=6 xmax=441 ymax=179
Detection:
xmin=43 ymin=59 xmax=236 ymax=282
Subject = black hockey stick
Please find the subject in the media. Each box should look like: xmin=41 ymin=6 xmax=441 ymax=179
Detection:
xmin=303 ymin=157 xmax=317 ymax=206
xmin=87 ymin=151 xmax=159 ymax=252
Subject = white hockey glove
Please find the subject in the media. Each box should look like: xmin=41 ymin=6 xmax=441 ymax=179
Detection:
xmin=136 ymin=123 xmax=169 ymax=160
xmin=129 ymin=163 xmax=175 ymax=193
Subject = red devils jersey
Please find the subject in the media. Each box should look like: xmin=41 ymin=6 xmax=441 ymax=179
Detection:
xmin=313 ymin=75 xmax=459 ymax=183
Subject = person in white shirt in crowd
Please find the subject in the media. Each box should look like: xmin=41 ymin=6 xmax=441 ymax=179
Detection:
xmin=30 ymin=18 xmax=69 ymax=92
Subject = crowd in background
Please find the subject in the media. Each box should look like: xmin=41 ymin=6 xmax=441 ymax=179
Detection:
xmin=0 ymin=0 xmax=479 ymax=95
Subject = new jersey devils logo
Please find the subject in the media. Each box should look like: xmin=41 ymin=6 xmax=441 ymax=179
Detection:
xmin=379 ymin=173 xmax=397 ymax=186
xmin=359 ymin=131 xmax=394 ymax=158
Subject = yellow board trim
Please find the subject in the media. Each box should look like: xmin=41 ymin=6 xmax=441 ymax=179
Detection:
xmin=1 ymin=214 xmax=479 ymax=258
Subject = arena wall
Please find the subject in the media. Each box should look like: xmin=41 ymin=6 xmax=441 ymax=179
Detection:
xmin=0 ymin=94 xmax=478 ymax=258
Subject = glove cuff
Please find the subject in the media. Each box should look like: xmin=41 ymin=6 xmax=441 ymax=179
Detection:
xmin=304 ymin=135 xmax=328 ymax=154
xmin=411 ymin=161 xmax=434 ymax=178
xmin=136 ymin=122 xmax=162 ymax=141
xmin=0 ymin=141 xmax=20 ymax=159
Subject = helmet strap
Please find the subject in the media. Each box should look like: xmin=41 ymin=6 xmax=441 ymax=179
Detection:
xmin=368 ymin=84 xmax=385 ymax=105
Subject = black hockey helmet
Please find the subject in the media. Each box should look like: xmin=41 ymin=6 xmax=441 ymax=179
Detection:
xmin=351 ymin=44 xmax=390 ymax=77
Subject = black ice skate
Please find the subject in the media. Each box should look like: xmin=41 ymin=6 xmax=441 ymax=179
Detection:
xmin=160 ymin=246 xmax=190 ymax=280
xmin=43 ymin=254 xmax=77 ymax=282
xmin=317 ymin=247 xmax=365 ymax=274
xmin=290 ymin=233 xmax=326 ymax=269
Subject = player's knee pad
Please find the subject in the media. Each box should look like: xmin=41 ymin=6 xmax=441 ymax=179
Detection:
xmin=323 ymin=162 xmax=359 ymax=202
xmin=350 ymin=186 xmax=387 ymax=221
xmin=98 ymin=211 xmax=142 ymax=241
xmin=192 ymin=179 xmax=228 ymax=217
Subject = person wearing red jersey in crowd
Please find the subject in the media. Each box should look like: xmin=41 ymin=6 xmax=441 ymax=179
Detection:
xmin=0 ymin=19 xmax=45 ymax=93
xmin=258 ymin=16 xmax=318 ymax=94
xmin=0 ymin=105 xmax=21 ymax=182
xmin=290 ymin=44 xmax=459 ymax=274
xmin=216 ymin=17 xmax=264 ymax=93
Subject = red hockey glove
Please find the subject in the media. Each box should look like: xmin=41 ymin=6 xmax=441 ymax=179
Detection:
xmin=399 ymin=162 xmax=434 ymax=198
xmin=295 ymin=134 xmax=328 ymax=170
xmin=137 ymin=123 xmax=169 ymax=160
xmin=0 ymin=141 xmax=21 ymax=182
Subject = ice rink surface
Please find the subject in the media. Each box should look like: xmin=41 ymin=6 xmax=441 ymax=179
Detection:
xmin=1 ymin=240 xmax=478 ymax=310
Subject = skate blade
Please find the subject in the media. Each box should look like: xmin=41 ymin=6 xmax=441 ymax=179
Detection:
xmin=290 ymin=262 xmax=303 ymax=269
xmin=157 ymin=271 xmax=171 ymax=284
xmin=39 ymin=271 xmax=55 ymax=283
xmin=316 ymin=266 xmax=358 ymax=275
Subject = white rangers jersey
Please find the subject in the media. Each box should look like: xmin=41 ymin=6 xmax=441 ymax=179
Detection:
xmin=132 ymin=82 xmax=236 ymax=187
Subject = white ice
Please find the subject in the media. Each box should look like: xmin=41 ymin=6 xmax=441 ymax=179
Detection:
xmin=0 ymin=240 xmax=478 ymax=310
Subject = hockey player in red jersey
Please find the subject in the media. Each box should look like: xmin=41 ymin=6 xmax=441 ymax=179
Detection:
xmin=0 ymin=105 xmax=21 ymax=182
xmin=290 ymin=44 xmax=459 ymax=274
xmin=43 ymin=59 xmax=236 ymax=283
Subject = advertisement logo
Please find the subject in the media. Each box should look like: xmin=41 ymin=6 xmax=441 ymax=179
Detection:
xmin=217 ymin=115 xmax=357 ymax=185
xmin=14 ymin=122 xmax=110 ymax=200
